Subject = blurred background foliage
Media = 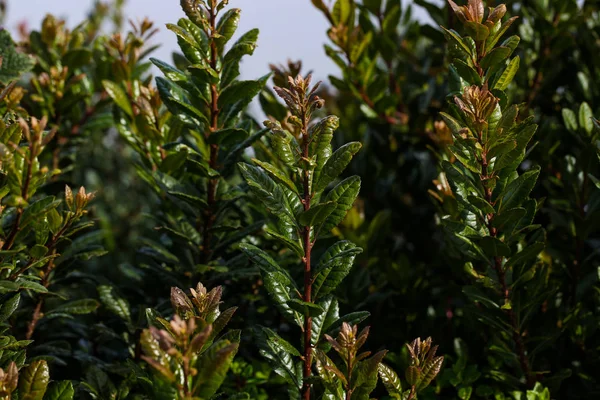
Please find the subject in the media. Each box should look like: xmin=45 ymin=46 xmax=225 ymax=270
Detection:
xmin=0 ymin=0 xmax=597 ymax=398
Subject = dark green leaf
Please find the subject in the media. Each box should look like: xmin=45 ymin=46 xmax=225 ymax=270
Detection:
xmin=314 ymin=142 xmax=362 ymax=192
xmin=299 ymin=201 xmax=337 ymax=227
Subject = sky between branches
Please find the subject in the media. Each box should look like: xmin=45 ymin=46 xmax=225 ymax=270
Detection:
xmin=6 ymin=0 xmax=433 ymax=82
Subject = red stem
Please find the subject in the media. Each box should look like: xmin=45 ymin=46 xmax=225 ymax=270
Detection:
xmin=200 ymin=2 xmax=220 ymax=264
xmin=301 ymin=111 xmax=313 ymax=400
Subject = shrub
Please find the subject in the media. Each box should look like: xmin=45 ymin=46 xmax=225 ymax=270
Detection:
xmin=0 ymin=0 xmax=596 ymax=398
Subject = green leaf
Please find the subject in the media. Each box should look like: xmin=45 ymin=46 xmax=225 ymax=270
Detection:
xmin=252 ymin=159 xmax=299 ymax=195
xmin=49 ymin=299 xmax=99 ymax=315
xmin=314 ymin=142 xmax=362 ymax=192
xmin=21 ymin=198 xmax=61 ymax=228
xmin=498 ymin=167 xmax=540 ymax=212
xmin=311 ymin=295 xmax=339 ymax=346
xmin=0 ymin=30 xmax=34 ymax=84
xmin=194 ymin=340 xmax=239 ymax=398
xmin=19 ymin=360 xmax=49 ymax=400
xmin=239 ymin=163 xmax=297 ymax=230
xmin=313 ymin=241 xmax=363 ymax=298
xmin=494 ymin=56 xmax=519 ymax=91
xmin=324 ymin=311 xmax=370 ymax=337
xmin=286 ymin=298 xmax=325 ymax=317
xmin=379 ymin=363 xmax=403 ymax=396
xmin=150 ymin=58 xmax=187 ymax=82
xmin=98 ymin=285 xmax=131 ymax=324
xmin=239 ymin=244 xmax=301 ymax=325
xmin=463 ymin=286 xmax=499 ymax=308
xmin=492 ymin=207 xmax=526 ymax=233
xmin=479 ymin=236 xmax=511 ymax=257
xmin=215 ymin=8 xmax=241 ymax=52
xmin=448 ymin=142 xmax=482 ymax=174
xmin=222 ymin=29 xmax=259 ymax=86
xmin=220 ymin=74 xmax=269 ymax=127
xmin=17 ymin=279 xmax=48 ymax=293
xmin=441 ymin=27 xmax=473 ymax=59
xmin=453 ymin=59 xmax=482 ymax=85
xmin=63 ymin=48 xmax=92 ymax=70
xmin=578 ymin=102 xmax=593 ymax=135
xmin=29 ymin=244 xmax=48 ymax=259
xmin=320 ymin=176 xmax=361 ymax=234
xmin=299 ymin=201 xmax=337 ymax=227
xmin=210 ymin=306 xmax=237 ymax=342
xmin=562 ymin=108 xmax=578 ymax=132
xmin=264 ymin=228 xmax=304 ymax=258
xmin=310 ymin=115 xmax=339 ymax=178
xmin=102 ymin=80 xmax=133 ymax=117
xmin=464 ymin=21 xmax=490 ymax=41
xmin=219 ymin=79 xmax=264 ymax=110
xmin=209 ymin=128 xmax=249 ymax=147
xmin=480 ymin=46 xmax=511 ymax=70
xmin=467 ymin=195 xmax=495 ymax=214
xmin=0 ymin=293 xmax=20 ymax=322
xmin=43 ymin=381 xmax=74 ymax=400
xmin=485 ymin=17 xmax=518 ymax=52
xmin=256 ymin=327 xmax=301 ymax=388
xmin=506 ymin=242 xmax=545 ymax=268
xmin=352 ymin=350 xmax=388 ymax=398
xmin=270 ymin=127 xmax=300 ymax=167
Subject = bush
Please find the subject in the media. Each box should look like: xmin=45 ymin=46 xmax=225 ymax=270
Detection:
xmin=0 ymin=0 xmax=597 ymax=398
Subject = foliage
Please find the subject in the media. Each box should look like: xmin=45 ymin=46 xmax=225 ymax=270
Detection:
xmin=0 ymin=0 xmax=595 ymax=399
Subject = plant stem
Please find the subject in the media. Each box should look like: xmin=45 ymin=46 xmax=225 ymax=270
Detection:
xmin=23 ymin=217 xmax=73 ymax=339
xmin=481 ymin=150 xmax=534 ymax=388
xmin=407 ymin=385 xmax=416 ymax=400
xmin=472 ymin=38 xmax=535 ymax=387
xmin=301 ymin=112 xmax=313 ymax=400
xmin=201 ymin=2 xmax=220 ymax=264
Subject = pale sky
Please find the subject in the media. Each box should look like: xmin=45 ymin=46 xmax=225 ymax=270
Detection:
xmin=5 ymin=0 xmax=431 ymax=82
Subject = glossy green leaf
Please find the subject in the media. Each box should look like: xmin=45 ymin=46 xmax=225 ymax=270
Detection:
xmin=311 ymin=295 xmax=339 ymax=346
xmin=49 ymin=299 xmax=100 ymax=315
xmin=194 ymin=340 xmax=239 ymax=398
xmin=578 ymin=102 xmax=593 ymax=134
xmin=0 ymin=293 xmax=20 ymax=322
xmin=19 ymin=360 xmax=49 ymax=400
xmin=494 ymin=56 xmax=519 ymax=91
xmin=102 ymin=80 xmax=133 ymax=117
xmin=562 ymin=108 xmax=578 ymax=132
xmin=256 ymin=327 xmax=301 ymax=388
xmin=314 ymin=142 xmax=362 ymax=192
xmin=150 ymin=57 xmax=187 ymax=82
xmin=320 ymin=176 xmax=361 ymax=234
xmin=324 ymin=311 xmax=370 ymax=338
xmin=481 ymin=46 xmax=511 ymax=70
xmin=98 ymin=285 xmax=131 ymax=324
xmin=252 ymin=158 xmax=299 ymax=195
xmin=313 ymin=241 xmax=362 ymax=298
xmin=453 ymin=59 xmax=482 ymax=85
xmin=498 ymin=167 xmax=540 ymax=212
xmin=467 ymin=195 xmax=495 ymax=214
xmin=286 ymin=298 xmax=325 ymax=317
xmin=239 ymin=243 xmax=301 ymax=325
xmin=299 ymin=201 xmax=337 ymax=227
xmin=379 ymin=363 xmax=402 ymax=396
xmin=215 ymin=8 xmax=241 ymax=52
xmin=43 ymin=381 xmax=74 ymax=400
xmin=0 ymin=30 xmax=34 ymax=84
xmin=441 ymin=27 xmax=473 ymax=59
xmin=239 ymin=163 xmax=297 ymax=229
xmin=264 ymin=228 xmax=304 ymax=257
